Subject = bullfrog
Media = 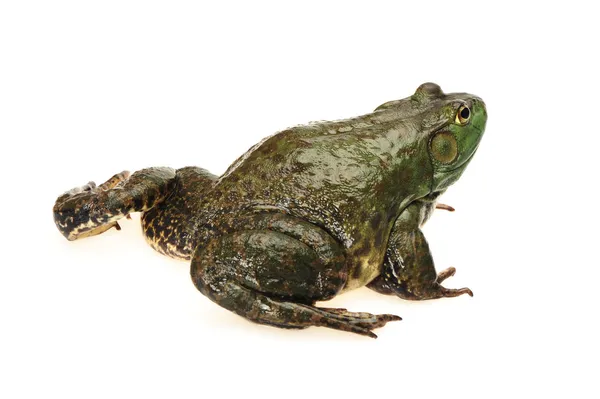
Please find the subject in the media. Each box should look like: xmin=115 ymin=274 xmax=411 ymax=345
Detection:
xmin=53 ymin=82 xmax=487 ymax=338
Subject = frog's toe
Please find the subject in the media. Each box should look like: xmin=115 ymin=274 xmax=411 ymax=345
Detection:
xmin=98 ymin=170 xmax=130 ymax=190
xmin=436 ymin=266 xmax=457 ymax=283
xmin=316 ymin=307 xmax=402 ymax=337
xmin=341 ymin=313 xmax=402 ymax=331
xmin=62 ymin=181 xmax=97 ymax=197
xmin=439 ymin=286 xmax=473 ymax=297
xmin=82 ymin=181 xmax=96 ymax=191
xmin=435 ymin=203 xmax=455 ymax=212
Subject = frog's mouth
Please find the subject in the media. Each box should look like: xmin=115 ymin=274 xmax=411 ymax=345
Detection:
xmin=429 ymin=124 xmax=483 ymax=192
xmin=431 ymin=123 xmax=484 ymax=173
xmin=448 ymin=144 xmax=479 ymax=172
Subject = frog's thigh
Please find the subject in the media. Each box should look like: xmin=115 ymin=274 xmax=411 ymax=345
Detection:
xmin=192 ymin=230 xmax=335 ymax=326
xmin=193 ymin=230 xmax=346 ymax=304
xmin=53 ymin=167 xmax=176 ymax=240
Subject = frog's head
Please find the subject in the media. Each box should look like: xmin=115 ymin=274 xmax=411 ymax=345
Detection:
xmin=412 ymin=83 xmax=487 ymax=192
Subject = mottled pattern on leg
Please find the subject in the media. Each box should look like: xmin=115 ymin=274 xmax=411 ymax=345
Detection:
xmin=53 ymin=167 xmax=176 ymax=240
xmin=141 ymin=167 xmax=218 ymax=260
xmin=97 ymin=171 xmax=131 ymax=191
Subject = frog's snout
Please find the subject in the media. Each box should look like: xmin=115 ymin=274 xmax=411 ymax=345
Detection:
xmin=471 ymin=98 xmax=487 ymax=132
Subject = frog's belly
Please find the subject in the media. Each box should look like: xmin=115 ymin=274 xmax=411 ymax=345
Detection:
xmin=341 ymin=252 xmax=384 ymax=292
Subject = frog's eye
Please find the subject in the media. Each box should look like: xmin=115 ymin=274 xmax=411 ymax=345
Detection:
xmin=430 ymin=132 xmax=458 ymax=164
xmin=455 ymin=105 xmax=471 ymax=125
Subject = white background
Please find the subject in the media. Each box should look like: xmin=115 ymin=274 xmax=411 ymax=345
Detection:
xmin=1 ymin=1 xmax=598 ymax=398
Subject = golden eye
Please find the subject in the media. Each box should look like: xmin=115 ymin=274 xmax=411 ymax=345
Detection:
xmin=455 ymin=105 xmax=471 ymax=125
xmin=431 ymin=132 xmax=458 ymax=164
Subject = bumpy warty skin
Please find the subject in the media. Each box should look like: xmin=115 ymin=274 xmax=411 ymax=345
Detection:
xmin=53 ymin=83 xmax=487 ymax=337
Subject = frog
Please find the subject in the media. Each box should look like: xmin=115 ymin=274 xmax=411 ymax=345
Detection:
xmin=53 ymin=82 xmax=487 ymax=338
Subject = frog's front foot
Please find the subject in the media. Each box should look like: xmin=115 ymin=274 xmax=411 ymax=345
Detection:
xmin=432 ymin=267 xmax=473 ymax=298
xmin=369 ymin=263 xmax=473 ymax=300
xmin=407 ymin=279 xmax=473 ymax=300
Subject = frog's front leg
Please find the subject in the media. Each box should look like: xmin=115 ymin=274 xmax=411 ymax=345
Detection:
xmin=368 ymin=204 xmax=472 ymax=300
xmin=190 ymin=215 xmax=401 ymax=338
xmin=53 ymin=167 xmax=176 ymax=240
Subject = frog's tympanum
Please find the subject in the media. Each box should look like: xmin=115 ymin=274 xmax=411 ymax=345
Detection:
xmin=54 ymin=83 xmax=487 ymax=338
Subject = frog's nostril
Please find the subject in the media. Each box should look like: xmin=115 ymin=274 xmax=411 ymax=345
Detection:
xmin=477 ymin=101 xmax=487 ymax=117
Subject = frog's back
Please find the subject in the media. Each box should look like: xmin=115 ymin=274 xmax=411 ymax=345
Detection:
xmin=209 ymin=105 xmax=429 ymax=235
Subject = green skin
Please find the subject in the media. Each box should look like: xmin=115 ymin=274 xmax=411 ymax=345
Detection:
xmin=53 ymin=83 xmax=487 ymax=338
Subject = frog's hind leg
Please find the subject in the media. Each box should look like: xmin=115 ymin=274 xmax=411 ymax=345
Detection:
xmin=140 ymin=167 xmax=218 ymax=261
xmin=190 ymin=223 xmax=401 ymax=338
xmin=53 ymin=167 xmax=176 ymax=241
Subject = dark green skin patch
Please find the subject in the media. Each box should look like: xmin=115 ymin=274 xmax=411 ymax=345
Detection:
xmin=53 ymin=82 xmax=487 ymax=338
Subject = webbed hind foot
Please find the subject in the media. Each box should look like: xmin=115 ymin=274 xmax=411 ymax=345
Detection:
xmin=313 ymin=307 xmax=401 ymax=338
xmin=53 ymin=167 xmax=175 ymax=240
